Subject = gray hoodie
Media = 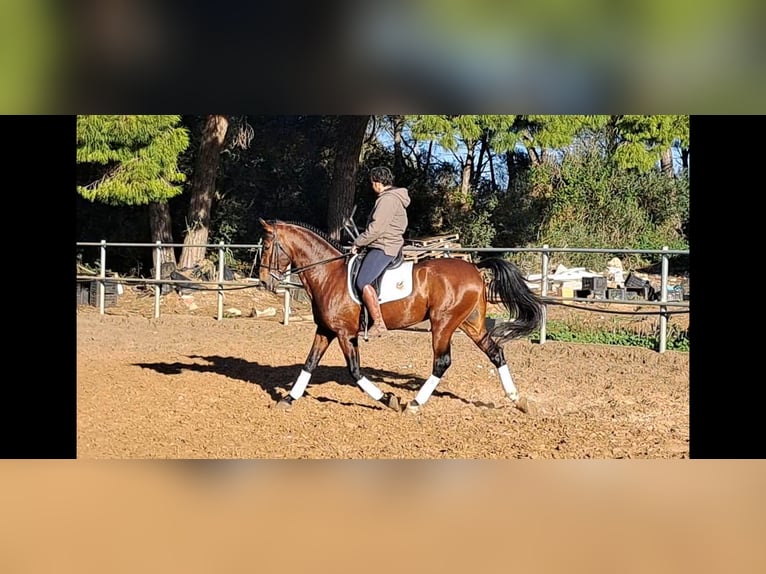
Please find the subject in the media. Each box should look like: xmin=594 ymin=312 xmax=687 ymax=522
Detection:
xmin=353 ymin=186 xmax=411 ymax=257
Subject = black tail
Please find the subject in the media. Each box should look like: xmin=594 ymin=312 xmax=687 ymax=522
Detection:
xmin=477 ymin=258 xmax=543 ymax=343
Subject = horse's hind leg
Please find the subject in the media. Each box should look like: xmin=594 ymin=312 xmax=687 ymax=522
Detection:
xmin=276 ymin=327 xmax=335 ymax=409
xmin=460 ymin=310 xmax=519 ymax=403
xmin=476 ymin=333 xmax=519 ymax=402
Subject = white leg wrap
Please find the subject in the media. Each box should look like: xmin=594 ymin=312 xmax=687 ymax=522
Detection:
xmin=289 ymin=369 xmax=312 ymax=400
xmin=498 ymin=364 xmax=518 ymax=401
xmin=414 ymin=374 xmax=441 ymax=406
xmin=357 ymin=377 xmax=384 ymax=401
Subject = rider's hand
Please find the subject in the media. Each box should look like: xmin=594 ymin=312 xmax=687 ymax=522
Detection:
xmin=350 ymin=245 xmax=359 ymax=255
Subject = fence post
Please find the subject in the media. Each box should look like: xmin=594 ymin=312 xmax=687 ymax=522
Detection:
xmin=154 ymin=241 xmax=162 ymax=319
xmin=283 ymin=265 xmax=291 ymax=326
xmin=99 ymin=240 xmax=107 ymax=314
xmin=659 ymin=246 xmax=669 ymax=353
xmin=217 ymin=241 xmax=225 ymax=321
xmin=539 ymin=245 xmax=549 ymax=344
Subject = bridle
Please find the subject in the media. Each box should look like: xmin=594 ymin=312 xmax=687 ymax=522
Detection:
xmin=258 ymin=225 xmax=350 ymax=284
xmin=258 ymin=228 xmax=292 ymax=283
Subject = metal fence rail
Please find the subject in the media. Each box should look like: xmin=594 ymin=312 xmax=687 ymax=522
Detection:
xmin=76 ymin=240 xmax=689 ymax=353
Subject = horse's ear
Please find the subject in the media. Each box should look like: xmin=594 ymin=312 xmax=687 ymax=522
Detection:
xmin=259 ymin=218 xmax=272 ymax=232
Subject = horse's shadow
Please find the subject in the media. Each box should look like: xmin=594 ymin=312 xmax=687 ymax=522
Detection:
xmin=133 ymin=355 xmax=482 ymax=408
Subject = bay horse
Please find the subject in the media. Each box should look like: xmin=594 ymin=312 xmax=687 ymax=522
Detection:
xmin=257 ymin=219 xmax=543 ymax=413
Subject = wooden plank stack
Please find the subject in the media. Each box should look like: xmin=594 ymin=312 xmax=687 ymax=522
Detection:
xmin=403 ymin=234 xmax=472 ymax=262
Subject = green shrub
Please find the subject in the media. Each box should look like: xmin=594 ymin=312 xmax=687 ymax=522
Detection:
xmin=515 ymin=151 xmax=689 ymax=271
xmin=528 ymin=319 xmax=690 ymax=352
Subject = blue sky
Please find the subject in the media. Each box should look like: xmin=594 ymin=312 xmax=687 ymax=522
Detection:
xmin=375 ymin=123 xmax=686 ymax=182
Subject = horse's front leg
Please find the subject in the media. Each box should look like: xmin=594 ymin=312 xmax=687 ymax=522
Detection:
xmin=275 ymin=327 xmax=335 ymax=409
xmin=337 ymin=334 xmax=402 ymax=412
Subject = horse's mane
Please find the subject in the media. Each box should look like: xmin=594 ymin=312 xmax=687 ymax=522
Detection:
xmin=270 ymin=220 xmax=345 ymax=252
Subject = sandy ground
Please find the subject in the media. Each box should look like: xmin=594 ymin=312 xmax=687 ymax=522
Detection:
xmin=76 ymin=282 xmax=689 ymax=459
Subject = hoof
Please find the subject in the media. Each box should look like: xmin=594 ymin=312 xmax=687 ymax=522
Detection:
xmin=380 ymin=392 xmax=402 ymax=412
xmin=515 ymin=396 xmax=537 ymax=416
xmin=406 ymin=400 xmax=420 ymax=414
xmin=274 ymin=396 xmax=294 ymax=410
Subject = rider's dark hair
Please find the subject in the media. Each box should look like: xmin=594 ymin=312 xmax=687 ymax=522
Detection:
xmin=370 ymin=166 xmax=394 ymax=187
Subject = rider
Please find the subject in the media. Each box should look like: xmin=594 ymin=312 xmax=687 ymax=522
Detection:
xmin=350 ymin=166 xmax=411 ymax=339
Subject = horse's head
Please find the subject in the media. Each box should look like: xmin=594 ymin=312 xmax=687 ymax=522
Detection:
xmin=258 ymin=218 xmax=291 ymax=291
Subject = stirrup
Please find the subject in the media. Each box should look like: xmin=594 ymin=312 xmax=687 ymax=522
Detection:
xmin=357 ymin=309 xmax=368 ymax=340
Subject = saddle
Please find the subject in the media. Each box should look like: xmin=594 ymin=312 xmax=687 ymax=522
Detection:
xmin=347 ymin=248 xmax=413 ymax=306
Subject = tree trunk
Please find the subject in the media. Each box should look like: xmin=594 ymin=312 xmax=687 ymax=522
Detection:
xmin=472 ymin=134 xmax=487 ymax=188
xmin=451 ymin=141 xmax=475 ymax=213
xmin=505 ymin=149 xmax=529 ymax=192
xmin=392 ymin=115 xmax=405 ymax=181
xmin=660 ymin=147 xmax=674 ymax=177
xmin=178 ymin=115 xmax=229 ymax=269
xmin=488 ymin=148 xmax=496 ymax=191
xmin=326 ymin=115 xmax=369 ymax=241
xmin=524 ymin=142 xmax=542 ymax=166
xmin=148 ymin=201 xmax=176 ymax=267
xmin=460 ymin=141 xmax=474 ymax=197
xmin=505 ymin=151 xmax=513 ymax=193
xmin=423 ymin=140 xmax=433 ymax=172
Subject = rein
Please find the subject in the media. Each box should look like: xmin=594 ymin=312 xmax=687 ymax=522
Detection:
xmin=279 ymin=253 xmax=349 ymax=280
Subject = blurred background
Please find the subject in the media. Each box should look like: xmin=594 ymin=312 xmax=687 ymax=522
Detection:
xmin=2 ymin=0 xmax=765 ymax=112
xmin=1 ymin=460 xmax=765 ymax=572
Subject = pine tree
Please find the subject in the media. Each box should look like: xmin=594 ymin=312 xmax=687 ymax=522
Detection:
xmin=76 ymin=115 xmax=189 ymax=205
xmin=76 ymin=115 xmax=190 ymax=266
